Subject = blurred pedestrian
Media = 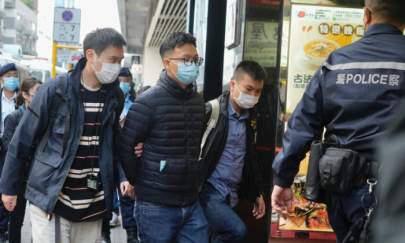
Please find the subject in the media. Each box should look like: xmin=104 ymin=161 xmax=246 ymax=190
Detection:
xmin=1 ymin=78 xmax=41 ymax=243
xmin=0 ymin=63 xmax=20 ymax=242
xmin=101 ymin=67 xmax=137 ymax=243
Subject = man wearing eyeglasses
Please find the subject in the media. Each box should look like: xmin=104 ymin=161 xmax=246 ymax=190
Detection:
xmin=120 ymin=32 xmax=208 ymax=243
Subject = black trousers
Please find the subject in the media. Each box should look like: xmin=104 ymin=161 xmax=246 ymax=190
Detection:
xmin=326 ymin=185 xmax=373 ymax=243
xmin=8 ymin=185 xmax=27 ymax=243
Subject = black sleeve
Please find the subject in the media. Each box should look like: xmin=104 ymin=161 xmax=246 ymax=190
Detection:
xmin=2 ymin=111 xmax=21 ymax=152
xmin=272 ymin=69 xmax=325 ymax=187
xmin=119 ymin=98 xmax=153 ymax=184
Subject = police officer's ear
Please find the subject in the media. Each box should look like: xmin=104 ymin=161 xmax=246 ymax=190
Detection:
xmin=363 ymin=7 xmax=373 ymax=28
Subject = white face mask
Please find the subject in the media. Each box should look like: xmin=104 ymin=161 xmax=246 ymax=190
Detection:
xmin=234 ymin=85 xmax=260 ymax=109
xmin=94 ymin=62 xmax=121 ymax=84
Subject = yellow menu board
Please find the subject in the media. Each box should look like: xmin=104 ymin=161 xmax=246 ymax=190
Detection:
xmin=286 ymin=4 xmax=364 ymax=113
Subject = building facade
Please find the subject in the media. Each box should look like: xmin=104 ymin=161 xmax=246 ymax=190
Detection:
xmin=1 ymin=0 xmax=38 ymax=56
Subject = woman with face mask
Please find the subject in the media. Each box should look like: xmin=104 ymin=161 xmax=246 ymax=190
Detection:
xmin=1 ymin=78 xmax=41 ymax=243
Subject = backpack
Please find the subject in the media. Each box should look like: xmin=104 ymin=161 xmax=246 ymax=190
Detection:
xmin=199 ymin=99 xmax=220 ymax=159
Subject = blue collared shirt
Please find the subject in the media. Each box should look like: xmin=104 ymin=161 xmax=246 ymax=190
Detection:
xmin=207 ymin=99 xmax=249 ymax=207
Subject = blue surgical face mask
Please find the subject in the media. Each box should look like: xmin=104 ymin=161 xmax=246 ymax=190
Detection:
xmin=176 ymin=63 xmax=199 ymax=85
xmin=3 ymin=77 xmax=19 ymax=92
xmin=120 ymin=82 xmax=131 ymax=95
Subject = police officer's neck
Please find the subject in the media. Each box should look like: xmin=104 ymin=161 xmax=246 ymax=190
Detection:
xmin=367 ymin=19 xmax=405 ymax=32
xmin=82 ymin=65 xmax=102 ymax=90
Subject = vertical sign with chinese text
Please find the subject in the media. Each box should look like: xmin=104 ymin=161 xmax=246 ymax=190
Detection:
xmin=244 ymin=21 xmax=279 ymax=68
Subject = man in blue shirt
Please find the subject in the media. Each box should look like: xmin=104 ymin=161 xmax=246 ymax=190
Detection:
xmin=200 ymin=61 xmax=266 ymax=242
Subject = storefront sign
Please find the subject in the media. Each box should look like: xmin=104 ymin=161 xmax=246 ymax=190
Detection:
xmin=286 ymin=4 xmax=364 ymax=113
xmin=244 ymin=21 xmax=279 ymax=68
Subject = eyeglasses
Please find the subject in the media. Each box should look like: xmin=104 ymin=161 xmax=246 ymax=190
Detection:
xmin=169 ymin=57 xmax=204 ymax=66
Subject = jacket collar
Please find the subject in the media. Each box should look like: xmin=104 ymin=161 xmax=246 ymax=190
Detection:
xmin=364 ymin=24 xmax=403 ymax=37
xmin=70 ymin=58 xmax=120 ymax=95
xmin=158 ymin=70 xmax=196 ymax=99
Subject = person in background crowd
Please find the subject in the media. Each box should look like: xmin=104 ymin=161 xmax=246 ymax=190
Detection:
xmin=0 ymin=63 xmax=19 ymax=138
xmin=101 ymin=67 xmax=138 ymax=243
xmin=120 ymin=32 xmax=208 ymax=243
xmin=118 ymin=67 xmax=138 ymax=243
xmin=0 ymin=28 xmax=131 ymax=243
xmin=1 ymin=78 xmax=41 ymax=243
xmin=118 ymin=67 xmax=136 ymax=126
xmin=0 ymin=63 xmax=20 ymax=243
xmin=199 ymin=61 xmax=266 ymax=243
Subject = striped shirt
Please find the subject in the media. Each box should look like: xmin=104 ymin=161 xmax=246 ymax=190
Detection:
xmin=54 ymin=84 xmax=106 ymax=222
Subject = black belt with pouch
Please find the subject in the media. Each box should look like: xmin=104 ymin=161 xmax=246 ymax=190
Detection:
xmin=318 ymin=147 xmax=367 ymax=195
xmin=304 ymin=141 xmax=369 ymax=202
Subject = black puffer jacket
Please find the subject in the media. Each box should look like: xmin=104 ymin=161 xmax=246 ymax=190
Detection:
xmin=200 ymin=91 xmax=264 ymax=202
xmin=120 ymin=71 xmax=205 ymax=206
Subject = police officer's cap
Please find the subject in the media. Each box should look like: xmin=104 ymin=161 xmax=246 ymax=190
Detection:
xmin=119 ymin=67 xmax=132 ymax=77
xmin=0 ymin=63 xmax=17 ymax=77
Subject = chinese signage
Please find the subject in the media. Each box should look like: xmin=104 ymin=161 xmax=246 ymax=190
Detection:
xmin=244 ymin=21 xmax=279 ymax=68
xmin=53 ymin=7 xmax=81 ymax=44
xmin=286 ymin=4 xmax=364 ymax=113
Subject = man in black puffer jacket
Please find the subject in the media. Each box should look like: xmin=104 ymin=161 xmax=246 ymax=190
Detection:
xmin=120 ymin=32 xmax=207 ymax=243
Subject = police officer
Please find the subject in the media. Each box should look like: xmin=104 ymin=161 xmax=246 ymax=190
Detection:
xmin=271 ymin=0 xmax=405 ymax=242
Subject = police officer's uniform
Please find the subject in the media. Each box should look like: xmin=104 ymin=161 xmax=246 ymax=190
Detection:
xmin=273 ymin=24 xmax=405 ymax=242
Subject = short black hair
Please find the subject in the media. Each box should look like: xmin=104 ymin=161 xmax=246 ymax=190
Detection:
xmin=83 ymin=28 xmax=127 ymax=56
xmin=233 ymin=61 xmax=266 ymax=82
xmin=365 ymin=0 xmax=405 ymax=23
xmin=159 ymin=32 xmax=197 ymax=58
